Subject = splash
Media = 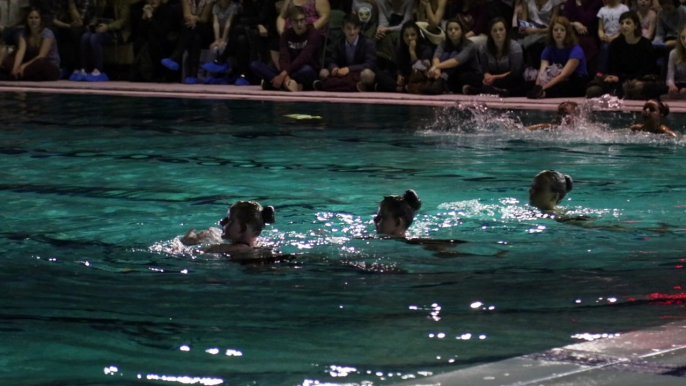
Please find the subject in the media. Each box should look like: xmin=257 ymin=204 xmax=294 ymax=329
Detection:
xmin=422 ymin=100 xmax=685 ymax=146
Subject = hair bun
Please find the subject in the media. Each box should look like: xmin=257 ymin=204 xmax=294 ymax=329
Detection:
xmin=403 ymin=189 xmax=422 ymax=211
xmin=564 ymin=175 xmax=574 ymax=193
xmin=262 ymin=206 xmax=276 ymax=224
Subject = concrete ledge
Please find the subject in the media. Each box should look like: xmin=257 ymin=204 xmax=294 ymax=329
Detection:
xmin=2 ymin=81 xmax=686 ymax=112
xmin=394 ymin=321 xmax=686 ymax=386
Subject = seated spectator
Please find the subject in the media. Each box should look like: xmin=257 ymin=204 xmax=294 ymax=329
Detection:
xmin=587 ymin=11 xmax=657 ymax=98
xmin=202 ymin=0 xmax=277 ymax=84
xmin=315 ymin=14 xmax=376 ymax=92
xmin=528 ymin=16 xmax=589 ymax=98
xmin=374 ymin=0 xmax=414 ymax=70
xmin=51 ymin=0 xmax=91 ymax=76
xmin=350 ymin=0 xmax=379 ymax=39
xmin=198 ymin=0 xmax=239 ymax=84
xmin=1 ymin=1 xmax=31 ymax=50
xmin=446 ymin=0 xmax=489 ymax=47
xmin=629 ymin=99 xmax=678 ymax=136
xmin=0 ymin=7 xmax=60 ymax=81
xmin=666 ymin=25 xmax=686 ymax=97
xmin=526 ymin=101 xmax=579 ymax=130
xmin=636 ymin=0 xmax=657 ymax=40
xmin=70 ymin=0 xmax=131 ymax=82
xmin=374 ymin=20 xmax=433 ymax=92
xmin=562 ymin=0 xmax=603 ymax=75
xmin=277 ymin=0 xmax=331 ymax=36
xmin=250 ymin=5 xmax=322 ymax=91
xmin=160 ymin=0 xmax=213 ymax=84
xmin=518 ymin=0 xmax=564 ymax=69
xmin=653 ymin=0 xmax=686 ymax=47
xmin=596 ymin=0 xmax=630 ymax=76
xmin=425 ymin=18 xmax=481 ymax=94
xmin=130 ymin=0 xmax=176 ymax=82
xmin=416 ymin=0 xmax=447 ymax=33
xmin=470 ymin=17 xmax=525 ymax=97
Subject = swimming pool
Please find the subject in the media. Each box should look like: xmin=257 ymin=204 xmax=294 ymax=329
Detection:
xmin=1 ymin=93 xmax=684 ymax=386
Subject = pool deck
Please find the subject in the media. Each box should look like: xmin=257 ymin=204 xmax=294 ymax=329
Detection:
xmin=2 ymin=80 xmax=686 ymax=112
xmin=395 ymin=320 xmax=686 ymax=386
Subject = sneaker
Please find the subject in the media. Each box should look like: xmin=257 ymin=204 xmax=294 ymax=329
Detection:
xmin=85 ymin=69 xmax=109 ymax=82
xmin=69 ymin=69 xmax=86 ymax=81
xmin=201 ymin=61 xmax=231 ymax=73
xmin=284 ymin=79 xmax=302 ymax=92
xmin=312 ymin=80 xmax=323 ymax=91
xmin=161 ymin=58 xmax=180 ymax=71
xmin=184 ymin=77 xmax=199 ymax=84
xmin=234 ymin=77 xmax=250 ymax=86
xmin=356 ymin=82 xmax=366 ymax=92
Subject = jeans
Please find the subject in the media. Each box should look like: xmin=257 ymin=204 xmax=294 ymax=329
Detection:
xmin=80 ymin=31 xmax=114 ymax=71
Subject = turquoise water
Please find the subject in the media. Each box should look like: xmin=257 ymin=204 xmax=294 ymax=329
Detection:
xmin=1 ymin=93 xmax=684 ymax=386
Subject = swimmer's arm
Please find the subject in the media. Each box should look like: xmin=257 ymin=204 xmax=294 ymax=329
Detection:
xmin=526 ymin=123 xmax=555 ymax=131
xmin=629 ymin=124 xmax=643 ymax=132
xmin=660 ymin=125 xmax=678 ymax=137
xmin=181 ymin=227 xmax=222 ymax=245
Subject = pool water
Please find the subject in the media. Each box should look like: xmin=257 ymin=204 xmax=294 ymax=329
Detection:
xmin=1 ymin=93 xmax=684 ymax=386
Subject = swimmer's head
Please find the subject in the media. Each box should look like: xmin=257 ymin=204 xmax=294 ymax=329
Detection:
xmin=219 ymin=201 xmax=276 ymax=242
xmin=557 ymin=101 xmax=579 ymax=125
xmin=374 ymin=190 xmax=422 ymax=237
xmin=642 ymin=99 xmax=669 ymax=121
xmin=529 ymin=170 xmax=573 ymax=211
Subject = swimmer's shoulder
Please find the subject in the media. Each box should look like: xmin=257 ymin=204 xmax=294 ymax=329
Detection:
xmin=526 ymin=123 xmax=557 ymax=131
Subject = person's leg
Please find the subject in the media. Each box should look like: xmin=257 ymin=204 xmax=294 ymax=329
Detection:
xmin=22 ymin=58 xmax=60 ymax=81
xmin=90 ymin=32 xmax=114 ymax=72
xmin=289 ymin=65 xmax=317 ymax=89
xmin=250 ymin=60 xmax=279 ymax=83
xmin=80 ymin=31 xmax=93 ymax=70
xmin=596 ymin=42 xmax=610 ymax=75
xmin=374 ymin=69 xmax=399 ymax=92
xmin=359 ymin=68 xmax=375 ymax=86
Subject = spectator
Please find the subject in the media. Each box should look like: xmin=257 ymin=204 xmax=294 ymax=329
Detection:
xmin=596 ymin=0 xmax=629 ymax=76
xmin=653 ymin=0 xmax=686 ymax=46
xmin=528 ymin=16 xmax=588 ymax=98
xmin=416 ymin=0 xmax=447 ymax=33
xmin=160 ymin=0 xmax=213 ymax=84
xmin=350 ymin=0 xmax=378 ymax=39
xmin=315 ymin=14 xmax=377 ymax=92
xmin=130 ymin=0 xmax=176 ymax=82
xmin=375 ymin=0 xmax=414 ymax=69
xmin=586 ymin=11 xmax=657 ymax=98
xmin=665 ymin=25 xmax=686 ymax=97
xmin=277 ymin=0 xmax=331 ymax=36
xmin=71 ymin=0 xmax=131 ymax=82
xmin=471 ymin=17 xmax=526 ymax=97
xmin=562 ymin=0 xmax=603 ymax=75
xmin=52 ymin=0 xmax=92 ymax=76
xmin=250 ymin=5 xmax=322 ymax=91
xmin=202 ymin=0 xmax=278 ymax=84
xmin=636 ymin=0 xmax=657 ymax=40
xmin=427 ymin=18 xmax=481 ymax=94
xmin=518 ymin=0 xmax=565 ymax=69
xmin=446 ymin=0 xmax=489 ymax=47
xmin=0 ymin=7 xmax=60 ymax=81
xmin=1 ymin=1 xmax=31 ymax=48
xmin=375 ymin=21 xmax=432 ymax=92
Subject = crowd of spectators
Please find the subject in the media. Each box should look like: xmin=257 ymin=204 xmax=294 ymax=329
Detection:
xmin=2 ymin=0 xmax=686 ymax=99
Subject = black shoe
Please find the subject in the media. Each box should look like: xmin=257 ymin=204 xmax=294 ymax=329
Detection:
xmin=424 ymin=78 xmax=446 ymax=95
xmin=462 ymin=84 xmax=480 ymax=95
xmin=312 ymin=79 xmax=323 ymax=91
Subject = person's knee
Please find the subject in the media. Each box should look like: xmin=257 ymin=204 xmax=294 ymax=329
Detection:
xmin=360 ymin=69 xmax=375 ymax=84
xmin=319 ymin=68 xmax=330 ymax=80
xmin=90 ymin=33 xmax=102 ymax=46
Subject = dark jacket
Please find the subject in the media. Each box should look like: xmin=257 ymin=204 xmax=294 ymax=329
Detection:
xmin=326 ymin=34 xmax=377 ymax=73
xmin=279 ymin=24 xmax=322 ymax=74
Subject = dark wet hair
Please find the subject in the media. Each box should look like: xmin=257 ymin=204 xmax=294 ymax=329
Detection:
xmin=620 ymin=11 xmax=641 ymax=38
xmin=230 ymin=201 xmax=276 ymax=236
xmin=486 ymin=17 xmax=511 ymax=57
xmin=534 ymin=170 xmax=573 ymax=201
xmin=557 ymin=101 xmax=578 ymax=116
xmin=288 ymin=5 xmax=306 ymax=20
xmin=380 ymin=190 xmax=422 ymax=228
xmin=646 ymin=99 xmax=669 ymax=117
